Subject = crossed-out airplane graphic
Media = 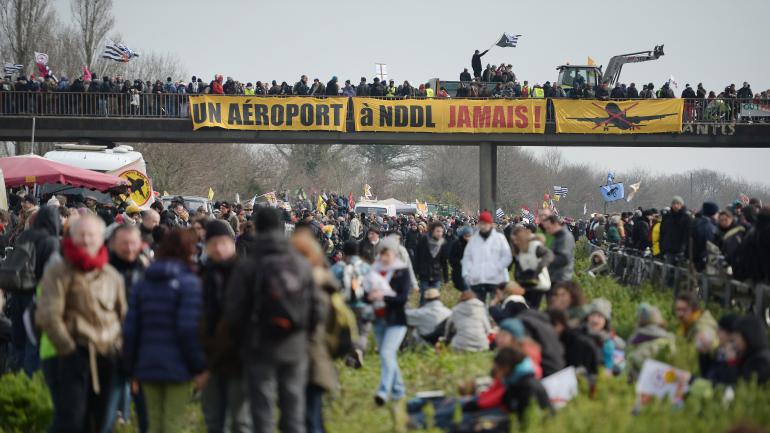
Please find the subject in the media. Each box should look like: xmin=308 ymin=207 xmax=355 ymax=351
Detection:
xmin=568 ymin=102 xmax=678 ymax=131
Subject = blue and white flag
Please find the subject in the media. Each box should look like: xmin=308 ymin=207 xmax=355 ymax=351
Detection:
xmin=495 ymin=208 xmax=505 ymax=219
xmin=496 ymin=33 xmax=521 ymax=48
xmin=553 ymin=186 xmax=569 ymax=198
xmin=600 ymin=183 xmax=625 ymax=203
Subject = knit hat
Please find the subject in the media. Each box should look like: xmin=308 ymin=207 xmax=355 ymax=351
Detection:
xmin=589 ymin=298 xmax=612 ymax=320
xmin=637 ymin=302 xmax=664 ymax=326
xmin=671 ymin=196 xmax=685 ymax=206
xmin=46 ymin=197 xmax=61 ymax=207
xmin=205 ymin=220 xmax=234 ymax=241
xmin=479 ymin=211 xmax=493 ymax=224
xmin=499 ymin=318 xmax=525 ymax=338
xmin=424 ymin=289 xmax=441 ymax=301
xmin=458 ymin=226 xmax=473 ymax=237
xmin=701 ymin=201 xmax=719 ymax=218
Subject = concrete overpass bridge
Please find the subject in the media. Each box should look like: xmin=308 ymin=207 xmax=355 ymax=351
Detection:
xmin=1 ymin=93 xmax=768 ymax=212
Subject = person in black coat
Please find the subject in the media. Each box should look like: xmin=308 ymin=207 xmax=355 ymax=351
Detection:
xmin=690 ymin=202 xmax=719 ymax=272
xmin=460 ymin=68 xmax=472 ymax=82
xmin=448 ymin=226 xmax=472 ymax=292
xmin=626 ymin=83 xmax=639 ymax=98
xmin=404 ymin=222 xmax=420 ymax=261
xmin=325 ymin=77 xmax=340 ymax=95
xmin=732 ymin=314 xmax=770 ymax=385
xmin=471 ymin=49 xmax=489 ymax=78
xmin=631 ymin=211 xmax=652 ymax=252
xmin=358 ymin=225 xmax=381 ymax=264
xmin=413 ymin=222 xmax=449 ymax=305
xmin=517 ymin=310 xmax=566 ymax=377
xmin=660 ymin=196 xmax=692 ymax=264
xmin=548 ymin=309 xmax=601 ymax=389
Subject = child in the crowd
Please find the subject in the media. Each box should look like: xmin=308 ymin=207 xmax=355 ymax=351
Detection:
xmin=582 ymin=298 xmax=625 ymax=374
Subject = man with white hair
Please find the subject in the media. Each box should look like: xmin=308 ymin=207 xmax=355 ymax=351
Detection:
xmin=36 ymin=214 xmax=127 ymax=433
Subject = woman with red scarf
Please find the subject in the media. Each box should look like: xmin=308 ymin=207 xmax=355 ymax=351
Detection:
xmin=36 ymin=214 xmax=127 ymax=433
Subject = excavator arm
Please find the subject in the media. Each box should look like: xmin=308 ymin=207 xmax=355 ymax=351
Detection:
xmin=602 ymin=45 xmax=664 ymax=86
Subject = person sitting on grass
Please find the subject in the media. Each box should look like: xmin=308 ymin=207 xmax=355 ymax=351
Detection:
xmin=405 ymin=288 xmax=451 ymax=346
xmin=581 ymin=298 xmax=626 ymax=375
xmin=626 ymin=303 xmax=676 ymax=383
xmin=444 ymin=290 xmax=492 ymax=352
xmin=488 ymin=282 xmax=529 ymax=324
xmin=548 ymin=281 xmax=590 ymax=327
xmin=495 ymin=318 xmax=543 ymax=379
xmin=548 ymin=308 xmax=601 ymax=393
xmin=406 ymin=347 xmax=551 ymax=431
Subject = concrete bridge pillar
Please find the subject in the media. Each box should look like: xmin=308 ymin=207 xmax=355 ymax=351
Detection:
xmin=479 ymin=142 xmax=497 ymax=214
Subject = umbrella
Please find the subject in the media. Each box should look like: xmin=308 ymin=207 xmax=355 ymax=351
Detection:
xmin=0 ymin=155 xmax=129 ymax=192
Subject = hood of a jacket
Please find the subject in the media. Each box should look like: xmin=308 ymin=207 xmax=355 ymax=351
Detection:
xmin=735 ymin=315 xmax=768 ymax=358
xmin=454 ymin=298 xmax=485 ymax=317
xmin=144 ymin=259 xmax=190 ymax=281
xmin=31 ymin=204 xmax=61 ymax=237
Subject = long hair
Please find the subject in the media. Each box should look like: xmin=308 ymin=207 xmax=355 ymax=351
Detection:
xmin=155 ymin=228 xmax=198 ymax=267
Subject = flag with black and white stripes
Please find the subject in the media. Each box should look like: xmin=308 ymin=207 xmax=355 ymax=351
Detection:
xmin=102 ymin=40 xmax=140 ymax=62
xmin=3 ymin=63 xmax=23 ymax=76
xmin=553 ymin=186 xmax=569 ymax=198
xmin=495 ymin=33 xmax=521 ymax=48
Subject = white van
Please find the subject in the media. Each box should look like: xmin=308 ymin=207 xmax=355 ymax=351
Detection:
xmin=354 ymin=201 xmax=397 ymax=217
xmin=45 ymin=144 xmax=155 ymax=208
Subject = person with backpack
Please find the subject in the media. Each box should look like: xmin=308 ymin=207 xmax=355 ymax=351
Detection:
xmin=330 ymin=240 xmax=372 ymax=368
xmin=35 ymin=215 xmax=126 ymax=433
xmin=198 ymin=220 xmax=252 ymax=433
xmin=225 ymin=207 xmax=321 ymax=433
xmin=4 ymin=204 xmax=61 ymax=375
xmin=122 ymin=228 xmax=207 ymax=433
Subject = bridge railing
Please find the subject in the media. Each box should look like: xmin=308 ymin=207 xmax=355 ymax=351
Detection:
xmin=0 ymin=92 xmax=768 ymax=124
xmin=585 ymin=242 xmax=770 ymax=326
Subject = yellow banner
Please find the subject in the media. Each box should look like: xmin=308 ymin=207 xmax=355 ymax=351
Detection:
xmin=189 ymin=96 xmax=348 ymax=131
xmin=353 ymin=98 xmax=546 ymax=133
xmin=554 ymin=99 xmax=683 ymax=133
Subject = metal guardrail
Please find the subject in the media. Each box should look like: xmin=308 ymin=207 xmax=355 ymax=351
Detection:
xmin=0 ymin=92 xmax=768 ymax=125
xmin=586 ymin=243 xmax=770 ymax=326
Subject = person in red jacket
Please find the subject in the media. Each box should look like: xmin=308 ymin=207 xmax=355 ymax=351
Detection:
xmin=210 ymin=74 xmax=224 ymax=95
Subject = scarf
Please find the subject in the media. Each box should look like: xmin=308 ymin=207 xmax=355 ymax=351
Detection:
xmin=428 ymin=236 xmax=445 ymax=258
xmin=62 ymin=237 xmax=108 ymax=271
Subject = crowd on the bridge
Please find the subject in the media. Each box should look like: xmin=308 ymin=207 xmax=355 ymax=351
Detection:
xmin=1 ymin=60 xmax=768 ymax=121
xmin=0 ymin=186 xmax=769 ymax=433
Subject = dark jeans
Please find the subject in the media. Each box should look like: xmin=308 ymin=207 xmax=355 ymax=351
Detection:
xmin=7 ymin=291 xmax=39 ymax=375
xmin=451 ymin=270 xmax=468 ymax=292
xmin=246 ymin=358 xmax=308 ymax=433
xmin=470 ymin=284 xmax=498 ymax=305
xmin=43 ymin=347 xmax=117 ymax=433
xmin=418 ymin=280 xmax=441 ymax=306
xmin=305 ymin=384 xmax=325 ymax=433
xmin=201 ymin=372 xmax=251 ymax=433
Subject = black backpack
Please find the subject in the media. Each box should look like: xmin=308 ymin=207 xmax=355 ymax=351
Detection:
xmin=254 ymin=254 xmax=311 ymax=339
xmin=0 ymin=240 xmax=37 ymax=292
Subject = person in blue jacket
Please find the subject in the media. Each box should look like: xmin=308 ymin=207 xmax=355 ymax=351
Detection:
xmin=123 ymin=228 xmax=207 ymax=433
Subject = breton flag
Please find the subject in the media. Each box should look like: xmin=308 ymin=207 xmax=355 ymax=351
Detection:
xmin=495 ymin=208 xmax=505 ymax=219
xmin=102 ymin=40 xmax=140 ymax=62
xmin=496 ymin=33 xmax=521 ymax=48
xmin=553 ymin=186 xmax=569 ymax=198
xmin=3 ymin=63 xmax=23 ymax=76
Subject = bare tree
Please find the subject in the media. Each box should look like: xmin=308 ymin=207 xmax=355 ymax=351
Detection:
xmin=0 ymin=0 xmax=56 ymax=70
xmin=70 ymin=0 xmax=114 ymax=69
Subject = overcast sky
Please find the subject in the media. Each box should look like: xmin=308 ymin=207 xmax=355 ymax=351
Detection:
xmin=54 ymin=0 xmax=770 ymax=185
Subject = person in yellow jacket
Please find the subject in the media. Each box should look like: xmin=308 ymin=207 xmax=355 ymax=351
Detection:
xmin=651 ymin=214 xmax=662 ymax=257
xmin=386 ymin=80 xmax=397 ymax=97
xmin=244 ymin=83 xmax=255 ymax=95
xmin=425 ymin=83 xmax=435 ymax=98
xmin=531 ymin=84 xmax=544 ymax=98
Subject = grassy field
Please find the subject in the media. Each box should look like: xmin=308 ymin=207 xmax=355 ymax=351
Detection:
xmin=3 ymin=245 xmax=769 ymax=433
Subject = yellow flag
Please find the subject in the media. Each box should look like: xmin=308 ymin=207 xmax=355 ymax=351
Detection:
xmin=208 ymin=187 xmax=214 ymax=201
xmin=317 ymin=195 xmax=326 ymax=214
xmin=587 ymin=56 xmax=596 ymax=66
